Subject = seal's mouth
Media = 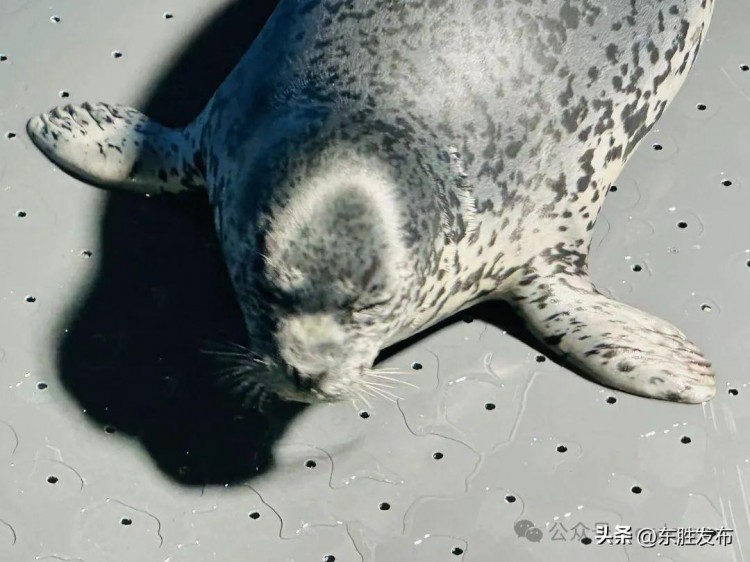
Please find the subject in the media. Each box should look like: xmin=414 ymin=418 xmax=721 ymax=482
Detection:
xmin=275 ymin=366 xmax=358 ymax=404
xmin=275 ymin=386 xmax=335 ymax=404
xmin=252 ymin=362 xmax=415 ymax=408
xmin=206 ymin=343 xmax=407 ymax=408
xmin=217 ymin=359 xmax=353 ymax=406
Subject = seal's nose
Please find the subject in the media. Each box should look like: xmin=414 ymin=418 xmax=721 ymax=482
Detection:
xmin=278 ymin=313 xmax=346 ymax=375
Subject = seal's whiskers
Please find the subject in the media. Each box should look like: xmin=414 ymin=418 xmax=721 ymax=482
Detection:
xmin=363 ymin=371 xmax=419 ymax=390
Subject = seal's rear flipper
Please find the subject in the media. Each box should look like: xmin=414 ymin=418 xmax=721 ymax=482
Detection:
xmin=27 ymin=102 xmax=205 ymax=195
xmin=510 ymin=271 xmax=716 ymax=403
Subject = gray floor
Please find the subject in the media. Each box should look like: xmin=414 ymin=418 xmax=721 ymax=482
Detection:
xmin=1 ymin=1 xmax=749 ymax=561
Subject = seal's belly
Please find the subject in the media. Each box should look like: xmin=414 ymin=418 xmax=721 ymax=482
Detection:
xmin=378 ymin=0 xmax=713 ymax=339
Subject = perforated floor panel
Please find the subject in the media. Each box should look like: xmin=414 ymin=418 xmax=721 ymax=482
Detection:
xmin=1 ymin=1 xmax=749 ymax=561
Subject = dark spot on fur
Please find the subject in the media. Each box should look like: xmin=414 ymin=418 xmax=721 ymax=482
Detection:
xmin=544 ymin=333 xmax=565 ymax=346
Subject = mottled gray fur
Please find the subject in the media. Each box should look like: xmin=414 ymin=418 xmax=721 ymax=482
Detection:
xmin=27 ymin=0 xmax=716 ymax=405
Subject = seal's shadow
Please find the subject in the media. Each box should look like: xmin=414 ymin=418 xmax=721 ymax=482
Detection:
xmin=57 ymin=0 xmax=549 ymax=487
xmin=57 ymin=0 xmax=286 ymax=486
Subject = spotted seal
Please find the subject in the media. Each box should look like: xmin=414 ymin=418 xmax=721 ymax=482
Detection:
xmin=27 ymin=0 xmax=716 ymax=405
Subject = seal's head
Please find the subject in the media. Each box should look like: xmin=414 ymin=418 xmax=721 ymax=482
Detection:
xmin=227 ymin=158 xmax=414 ymax=405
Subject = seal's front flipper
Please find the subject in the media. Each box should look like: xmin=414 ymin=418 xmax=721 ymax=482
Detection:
xmin=511 ymin=271 xmax=715 ymax=403
xmin=27 ymin=102 xmax=205 ymax=195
